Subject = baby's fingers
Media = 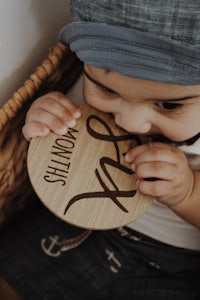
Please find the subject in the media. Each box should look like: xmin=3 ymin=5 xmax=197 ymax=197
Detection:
xmin=137 ymin=178 xmax=171 ymax=198
xmin=22 ymin=121 xmax=50 ymax=141
xmin=125 ymin=142 xmax=179 ymax=165
xmin=31 ymin=92 xmax=81 ymax=120
xmin=26 ymin=108 xmax=69 ymax=136
xmin=135 ymin=161 xmax=176 ymax=181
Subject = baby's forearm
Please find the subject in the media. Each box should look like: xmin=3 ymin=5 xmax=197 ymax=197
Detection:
xmin=170 ymin=171 xmax=200 ymax=228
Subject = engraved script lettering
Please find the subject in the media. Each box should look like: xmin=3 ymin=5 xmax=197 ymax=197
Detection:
xmin=64 ymin=115 xmax=141 ymax=214
xmin=43 ymin=128 xmax=78 ymax=186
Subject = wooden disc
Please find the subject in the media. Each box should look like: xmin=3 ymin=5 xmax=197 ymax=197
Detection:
xmin=27 ymin=104 xmax=153 ymax=230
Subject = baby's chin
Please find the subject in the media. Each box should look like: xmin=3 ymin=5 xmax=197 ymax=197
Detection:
xmin=149 ymin=132 xmax=200 ymax=146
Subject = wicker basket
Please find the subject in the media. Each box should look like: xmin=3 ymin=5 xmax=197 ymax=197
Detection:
xmin=0 ymin=43 xmax=83 ymax=225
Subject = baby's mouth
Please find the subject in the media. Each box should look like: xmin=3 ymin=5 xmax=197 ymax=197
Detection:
xmin=149 ymin=132 xmax=200 ymax=146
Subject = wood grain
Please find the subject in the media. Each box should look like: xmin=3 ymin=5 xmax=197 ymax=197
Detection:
xmin=27 ymin=104 xmax=153 ymax=229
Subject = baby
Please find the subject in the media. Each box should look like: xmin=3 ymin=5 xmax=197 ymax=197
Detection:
xmin=1 ymin=1 xmax=200 ymax=299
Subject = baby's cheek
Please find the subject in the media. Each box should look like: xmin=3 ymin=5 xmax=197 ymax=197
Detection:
xmin=85 ymin=96 xmax=100 ymax=111
xmin=83 ymin=86 xmax=98 ymax=107
xmin=114 ymin=115 xmax=134 ymax=133
xmin=85 ymin=95 xmax=111 ymax=113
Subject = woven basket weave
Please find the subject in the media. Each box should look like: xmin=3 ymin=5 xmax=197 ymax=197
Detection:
xmin=0 ymin=43 xmax=82 ymax=225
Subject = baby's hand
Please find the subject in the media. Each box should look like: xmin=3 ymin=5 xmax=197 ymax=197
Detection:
xmin=125 ymin=142 xmax=194 ymax=208
xmin=22 ymin=91 xmax=81 ymax=141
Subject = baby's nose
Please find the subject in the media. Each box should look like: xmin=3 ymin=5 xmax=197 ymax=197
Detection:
xmin=136 ymin=122 xmax=152 ymax=134
xmin=114 ymin=110 xmax=152 ymax=134
xmin=126 ymin=115 xmax=152 ymax=134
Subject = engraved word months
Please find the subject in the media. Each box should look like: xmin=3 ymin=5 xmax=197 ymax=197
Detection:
xmin=43 ymin=128 xmax=78 ymax=186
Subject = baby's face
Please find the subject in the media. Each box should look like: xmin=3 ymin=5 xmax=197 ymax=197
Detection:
xmin=83 ymin=64 xmax=200 ymax=143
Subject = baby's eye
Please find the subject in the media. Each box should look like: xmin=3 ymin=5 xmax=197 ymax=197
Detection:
xmin=97 ymin=83 xmax=117 ymax=96
xmin=155 ymin=101 xmax=183 ymax=111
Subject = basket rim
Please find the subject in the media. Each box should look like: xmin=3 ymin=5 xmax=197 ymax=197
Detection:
xmin=0 ymin=42 xmax=70 ymax=132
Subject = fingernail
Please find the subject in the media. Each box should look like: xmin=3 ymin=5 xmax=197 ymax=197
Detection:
xmin=131 ymin=163 xmax=136 ymax=172
xmin=67 ymin=119 xmax=76 ymax=127
xmin=124 ymin=153 xmax=131 ymax=162
xmin=74 ymin=110 xmax=81 ymax=118
xmin=58 ymin=126 xmax=68 ymax=135
xmin=42 ymin=127 xmax=50 ymax=134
